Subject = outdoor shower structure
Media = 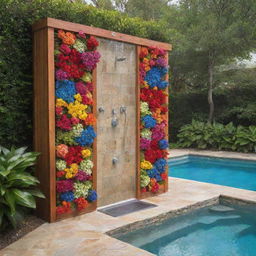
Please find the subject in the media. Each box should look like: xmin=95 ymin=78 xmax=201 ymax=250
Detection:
xmin=33 ymin=18 xmax=171 ymax=222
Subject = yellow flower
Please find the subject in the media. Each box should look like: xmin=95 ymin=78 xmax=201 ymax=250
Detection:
xmin=56 ymin=98 xmax=68 ymax=107
xmin=68 ymin=101 xmax=88 ymax=120
xmin=82 ymin=149 xmax=91 ymax=158
xmin=74 ymin=93 xmax=82 ymax=102
xmin=65 ymin=172 xmax=73 ymax=179
xmin=70 ymin=163 xmax=79 ymax=171
xmin=140 ymin=160 xmax=153 ymax=170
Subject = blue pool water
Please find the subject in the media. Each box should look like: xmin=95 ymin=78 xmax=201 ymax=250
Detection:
xmin=168 ymin=156 xmax=256 ymax=191
xmin=116 ymin=204 xmax=256 ymax=256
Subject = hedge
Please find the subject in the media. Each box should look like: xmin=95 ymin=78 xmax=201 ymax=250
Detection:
xmin=0 ymin=0 xmax=170 ymax=148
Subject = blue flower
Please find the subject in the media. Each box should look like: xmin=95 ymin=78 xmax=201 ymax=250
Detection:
xmin=87 ymin=190 xmax=97 ymax=202
xmin=60 ymin=191 xmax=74 ymax=202
xmin=142 ymin=115 xmax=156 ymax=128
xmin=159 ymin=139 xmax=169 ymax=149
xmin=145 ymin=67 xmax=168 ymax=89
xmin=154 ymin=158 xmax=167 ymax=173
xmin=146 ymin=168 xmax=158 ymax=178
xmin=75 ymin=126 xmax=96 ymax=146
xmin=56 ymin=80 xmax=76 ymax=103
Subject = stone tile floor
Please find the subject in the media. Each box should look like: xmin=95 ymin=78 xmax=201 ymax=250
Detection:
xmin=1 ymin=149 xmax=256 ymax=256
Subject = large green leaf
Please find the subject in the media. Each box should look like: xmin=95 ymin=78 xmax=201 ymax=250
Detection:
xmin=7 ymin=172 xmax=39 ymax=185
xmin=25 ymin=189 xmax=45 ymax=199
xmin=12 ymin=189 xmax=36 ymax=208
xmin=5 ymin=190 xmax=16 ymax=214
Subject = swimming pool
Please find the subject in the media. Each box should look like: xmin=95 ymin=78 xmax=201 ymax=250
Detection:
xmin=168 ymin=155 xmax=256 ymax=191
xmin=116 ymin=204 xmax=256 ymax=256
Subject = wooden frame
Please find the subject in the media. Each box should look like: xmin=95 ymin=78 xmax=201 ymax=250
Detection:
xmin=33 ymin=18 xmax=171 ymax=222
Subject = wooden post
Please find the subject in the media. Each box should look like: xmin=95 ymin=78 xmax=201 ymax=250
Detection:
xmin=136 ymin=46 xmax=142 ymax=199
xmin=33 ymin=27 xmax=56 ymax=222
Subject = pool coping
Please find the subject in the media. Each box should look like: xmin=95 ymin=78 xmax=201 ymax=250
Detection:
xmin=168 ymin=149 xmax=256 ymax=161
xmin=107 ymin=194 xmax=256 ymax=238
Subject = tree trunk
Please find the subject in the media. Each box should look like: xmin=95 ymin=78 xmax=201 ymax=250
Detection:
xmin=208 ymin=55 xmax=214 ymax=124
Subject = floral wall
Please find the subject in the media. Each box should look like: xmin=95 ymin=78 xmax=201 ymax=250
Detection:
xmin=139 ymin=47 xmax=169 ymax=194
xmin=54 ymin=30 xmax=100 ymax=215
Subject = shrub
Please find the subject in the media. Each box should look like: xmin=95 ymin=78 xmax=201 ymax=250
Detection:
xmin=0 ymin=146 xmax=44 ymax=230
xmin=0 ymin=0 xmax=170 ymax=148
xmin=177 ymin=120 xmax=256 ymax=153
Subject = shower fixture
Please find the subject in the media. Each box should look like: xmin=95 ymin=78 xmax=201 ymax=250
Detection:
xmin=116 ymin=56 xmax=126 ymax=62
xmin=111 ymin=108 xmax=118 ymax=127
xmin=112 ymin=157 xmax=118 ymax=165
xmin=120 ymin=106 xmax=127 ymax=114
xmin=98 ymin=106 xmax=105 ymax=113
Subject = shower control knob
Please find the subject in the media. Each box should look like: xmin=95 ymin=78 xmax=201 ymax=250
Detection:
xmin=112 ymin=157 xmax=118 ymax=165
xmin=120 ymin=106 xmax=127 ymax=114
xmin=98 ymin=106 xmax=104 ymax=113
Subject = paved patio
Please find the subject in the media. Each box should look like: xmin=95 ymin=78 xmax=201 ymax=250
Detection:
xmin=1 ymin=150 xmax=256 ymax=256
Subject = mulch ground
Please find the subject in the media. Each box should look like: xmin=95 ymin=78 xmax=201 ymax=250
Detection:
xmin=0 ymin=215 xmax=45 ymax=250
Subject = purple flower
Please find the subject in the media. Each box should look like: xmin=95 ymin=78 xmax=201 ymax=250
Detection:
xmin=156 ymin=57 xmax=167 ymax=67
xmin=81 ymin=51 xmax=101 ymax=71
xmin=151 ymin=123 xmax=166 ymax=141
xmin=140 ymin=138 xmax=151 ymax=150
xmin=56 ymin=69 xmax=68 ymax=80
xmin=75 ymin=170 xmax=91 ymax=181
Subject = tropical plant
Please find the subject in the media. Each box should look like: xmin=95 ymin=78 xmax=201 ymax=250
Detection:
xmin=177 ymin=121 xmax=256 ymax=153
xmin=0 ymin=146 xmax=44 ymax=230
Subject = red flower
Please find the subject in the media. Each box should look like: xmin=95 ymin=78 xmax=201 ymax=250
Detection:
xmin=56 ymin=171 xmax=65 ymax=178
xmin=56 ymin=115 xmax=72 ymax=131
xmin=144 ymin=149 xmax=166 ymax=164
xmin=150 ymin=139 xmax=160 ymax=150
xmin=56 ymin=106 xmax=63 ymax=116
xmin=64 ymin=146 xmax=83 ymax=165
xmin=151 ymin=183 xmax=159 ymax=193
xmin=161 ymin=173 xmax=167 ymax=180
xmin=141 ymin=187 xmax=147 ymax=193
xmin=87 ymin=36 xmax=99 ymax=50
xmin=74 ymin=197 xmax=88 ymax=211
xmin=56 ymin=201 xmax=71 ymax=215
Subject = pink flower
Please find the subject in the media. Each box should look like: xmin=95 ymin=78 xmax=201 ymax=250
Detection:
xmin=56 ymin=69 xmax=68 ymax=80
xmin=81 ymin=51 xmax=101 ymax=71
xmin=56 ymin=180 xmax=74 ymax=193
xmin=75 ymin=170 xmax=91 ymax=181
xmin=78 ymin=30 xmax=86 ymax=39
xmin=76 ymin=81 xmax=88 ymax=95
xmin=140 ymin=138 xmax=151 ymax=150
xmin=56 ymin=106 xmax=63 ymax=116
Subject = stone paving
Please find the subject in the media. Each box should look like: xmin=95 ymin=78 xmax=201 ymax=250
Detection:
xmin=1 ymin=150 xmax=256 ymax=256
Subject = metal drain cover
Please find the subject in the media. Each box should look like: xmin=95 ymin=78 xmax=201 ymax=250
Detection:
xmin=98 ymin=199 xmax=157 ymax=217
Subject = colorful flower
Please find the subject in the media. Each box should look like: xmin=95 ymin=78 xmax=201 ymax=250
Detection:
xmin=60 ymin=191 xmax=75 ymax=202
xmin=56 ymin=80 xmax=76 ymax=103
xmin=87 ymin=190 xmax=97 ymax=202
xmin=75 ymin=126 xmax=96 ymax=146
xmin=56 ymin=180 xmax=74 ymax=193
xmin=56 ymin=144 xmax=69 ymax=159
xmin=56 ymin=159 xmax=67 ymax=171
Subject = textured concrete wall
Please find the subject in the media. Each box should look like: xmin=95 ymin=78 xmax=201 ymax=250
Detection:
xmin=96 ymin=38 xmax=136 ymax=206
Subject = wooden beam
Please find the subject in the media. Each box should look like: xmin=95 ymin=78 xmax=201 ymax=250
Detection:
xmin=33 ymin=27 xmax=56 ymax=222
xmin=32 ymin=18 xmax=172 ymax=51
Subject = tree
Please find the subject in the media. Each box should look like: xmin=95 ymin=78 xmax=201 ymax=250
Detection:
xmin=165 ymin=0 xmax=256 ymax=123
xmin=124 ymin=0 xmax=170 ymax=20
xmin=90 ymin=0 xmax=114 ymax=9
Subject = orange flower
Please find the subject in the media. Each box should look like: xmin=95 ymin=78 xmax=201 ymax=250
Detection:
xmin=56 ymin=144 xmax=69 ymax=159
xmin=58 ymin=30 xmax=76 ymax=45
xmin=84 ymin=113 xmax=96 ymax=126
xmin=140 ymin=47 xmax=149 ymax=59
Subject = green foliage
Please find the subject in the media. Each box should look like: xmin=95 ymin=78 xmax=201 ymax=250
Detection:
xmin=0 ymin=0 xmax=169 ymax=148
xmin=0 ymin=146 xmax=44 ymax=230
xmin=177 ymin=120 xmax=256 ymax=153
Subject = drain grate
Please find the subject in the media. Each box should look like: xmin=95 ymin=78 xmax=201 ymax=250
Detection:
xmin=98 ymin=199 xmax=157 ymax=217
